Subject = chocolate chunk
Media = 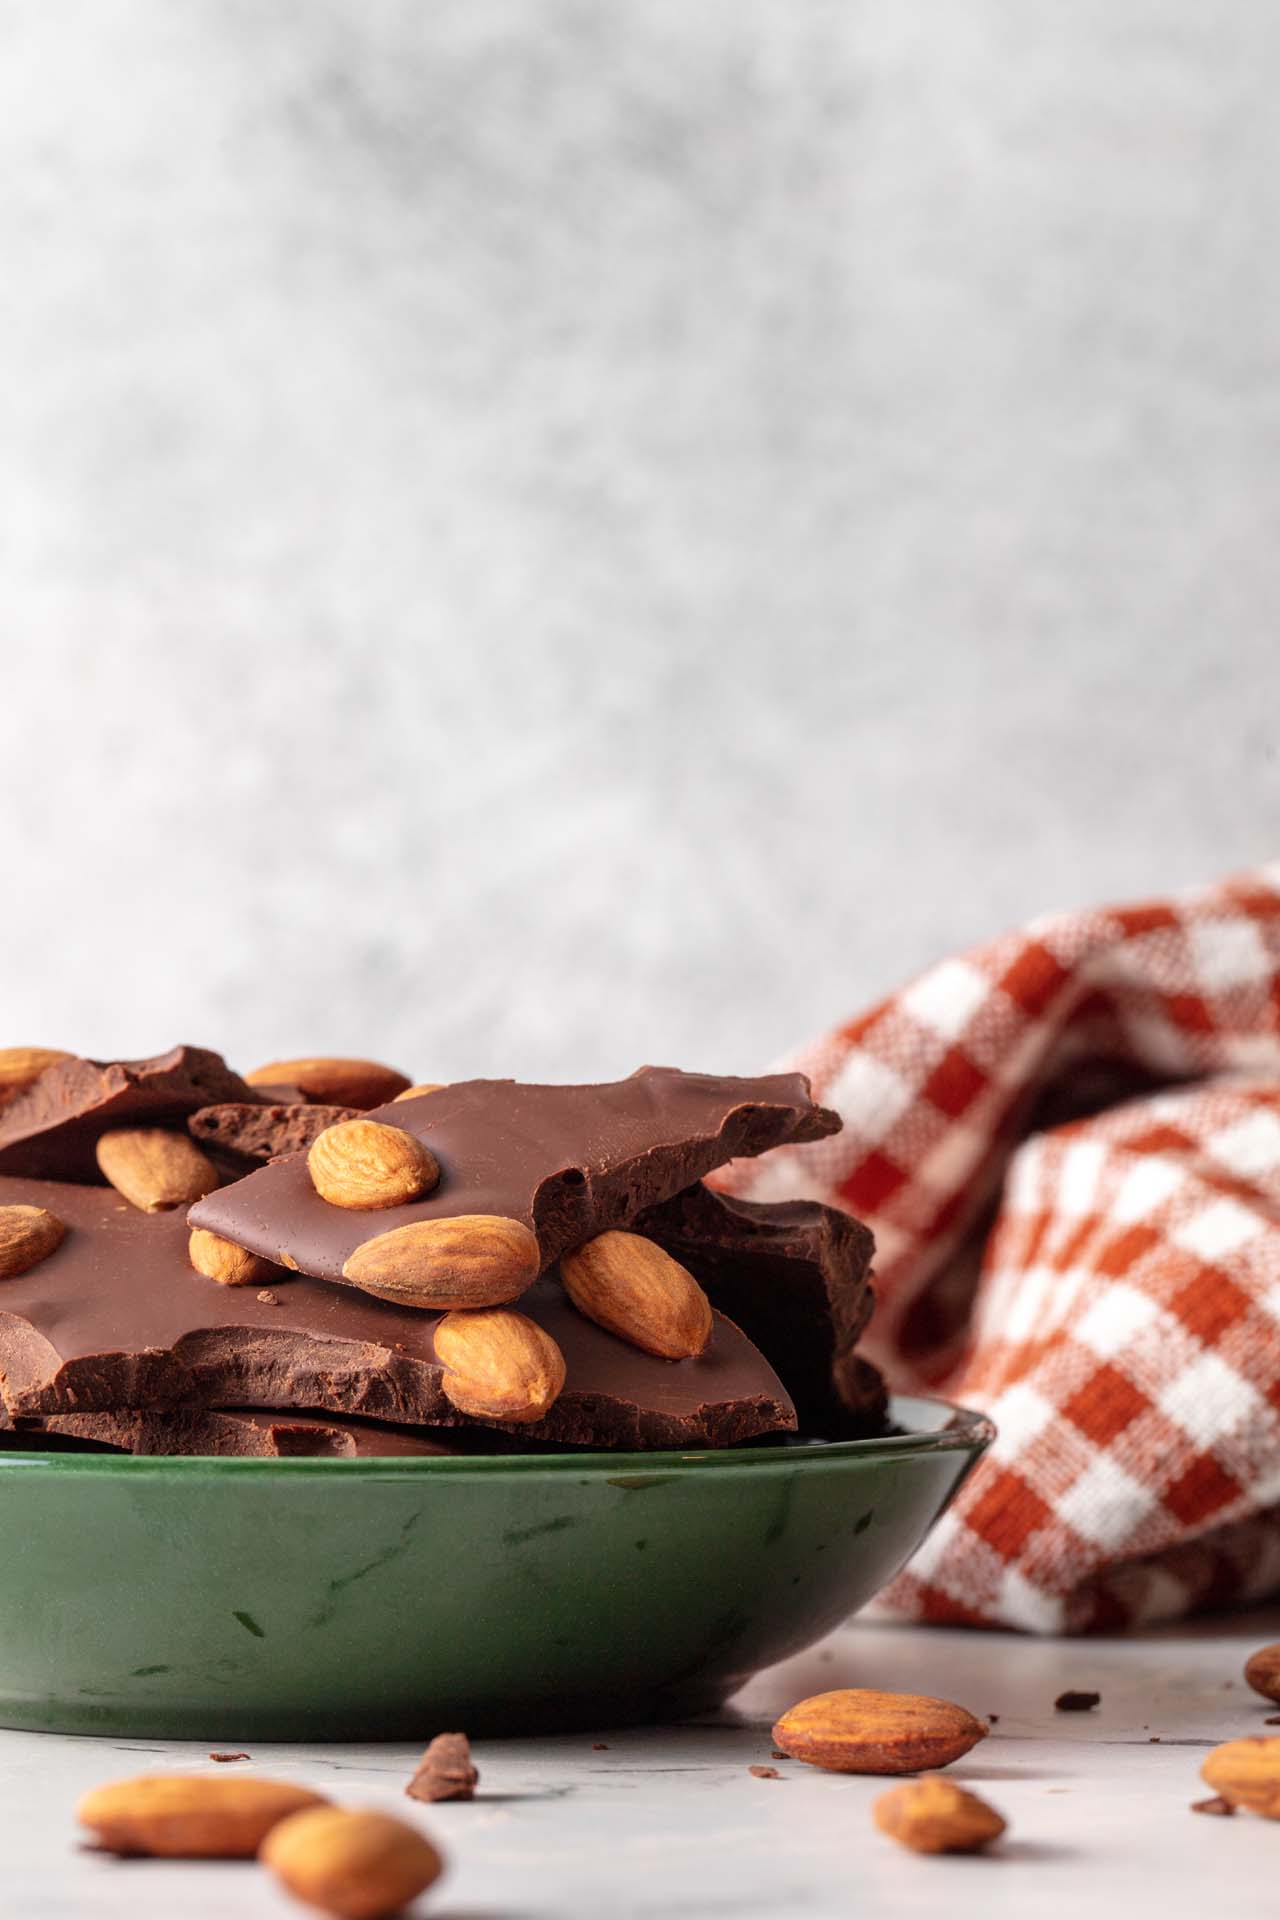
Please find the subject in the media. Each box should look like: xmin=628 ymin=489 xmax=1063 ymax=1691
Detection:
xmin=1190 ymin=1796 xmax=1235 ymax=1817
xmin=0 ymin=1047 xmax=265 ymax=1181
xmin=1053 ymin=1690 xmax=1101 ymax=1712
xmin=748 ymin=1765 xmax=780 ymax=1779
xmin=209 ymin=1753 xmax=250 ymax=1763
xmin=189 ymin=1103 xmax=361 ymax=1166
xmin=636 ymin=1185 xmax=880 ymax=1433
xmin=406 ymin=1733 xmax=479 ymax=1803
xmin=0 ymin=1405 xmax=506 ymax=1457
xmin=189 ymin=1068 xmax=840 ymax=1298
xmin=0 ymin=1177 xmax=797 ymax=1448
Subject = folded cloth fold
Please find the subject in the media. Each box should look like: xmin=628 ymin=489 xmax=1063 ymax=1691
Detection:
xmin=717 ymin=864 xmax=1280 ymax=1632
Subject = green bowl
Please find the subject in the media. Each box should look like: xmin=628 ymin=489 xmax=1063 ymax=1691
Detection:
xmin=0 ymin=1395 xmax=990 ymax=1739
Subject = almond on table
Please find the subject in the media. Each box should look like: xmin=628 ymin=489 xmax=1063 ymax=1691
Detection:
xmin=1201 ymin=1736 xmax=1280 ymax=1817
xmin=873 ymin=1775 xmax=1006 ymax=1853
xmin=772 ymin=1690 xmax=989 ymax=1774
xmin=260 ymin=1806 xmax=444 ymax=1920
xmin=76 ymin=1773 xmax=328 ymax=1858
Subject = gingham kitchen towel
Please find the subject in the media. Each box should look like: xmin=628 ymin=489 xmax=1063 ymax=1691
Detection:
xmin=719 ymin=865 xmax=1280 ymax=1632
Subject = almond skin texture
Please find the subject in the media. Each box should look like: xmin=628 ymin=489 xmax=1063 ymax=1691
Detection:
xmin=188 ymin=1227 xmax=273 ymax=1288
xmin=0 ymin=1046 xmax=72 ymax=1110
xmin=560 ymin=1231 xmax=712 ymax=1360
xmin=0 ymin=1204 xmax=66 ymax=1278
xmin=95 ymin=1128 xmax=220 ymax=1213
xmin=77 ymin=1774 xmax=328 ymax=1858
xmin=308 ymin=1120 xmax=440 ymax=1211
xmin=342 ymin=1214 xmax=541 ymax=1310
xmin=772 ymin=1690 xmax=989 ymax=1775
xmin=1202 ymin=1736 xmax=1280 ymax=1816
xmin=435 ymin=1308 xmax=566 ymax=1423
xmin=1245 ymin=1645 xmax=1280 ymax=1704
xmin=260 ymin=1806 xmax=444 ymax=1920
xmin=245 ymin=1057 xmax=411 ymax=1110
xmin=874 ymin=1775 xmax=1007 ymax=1854
xmin=392 ymin=1082 xmax=446 ymax=1102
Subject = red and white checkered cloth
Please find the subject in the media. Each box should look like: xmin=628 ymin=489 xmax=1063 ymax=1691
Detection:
xmin=719 ymin=865 xmax=1280 ymax=1633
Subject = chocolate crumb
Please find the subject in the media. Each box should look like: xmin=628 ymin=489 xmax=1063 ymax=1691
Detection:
xmin=749 ymin=1765 xmax=780 ymax=1780
xmin=406 ymin=1731 xmax=478 ymax=1804
xmin=1149 ymin=1737 xmax=1161 ymax=1743
xmin=771 ymin=1749 xmax=788 ymax=1761
xmin=1054 ymin=1690 xmax=1101 ymax=1712
xmin=1191 ymin=1796 xmax=1235 ymax=1817
xmin=988 ymin=1713 xmax=1000 ymax=1724
xmin=592 ymin=1742 xmax=609 ymax=1751
xmin=209 ymin=1751 xmax=249 ymax=1763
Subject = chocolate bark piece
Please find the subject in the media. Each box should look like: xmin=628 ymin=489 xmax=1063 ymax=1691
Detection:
xmin=0 ymin=1406 xmax=498 ymax=1458
xmin=189 ymin=1068 xmax=840 ymax=1299
xmin=636 ymin=1184 xmax=884 ymax=1436
xmin=0 ymin=1177 xmax=797 ymax=1448
xmin=0 ymin=1047 xmax=264 ymax=1182
xmin=189 ymin=1103 xmax=361 ymax=1166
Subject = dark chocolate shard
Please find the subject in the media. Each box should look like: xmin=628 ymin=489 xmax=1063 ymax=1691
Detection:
xmin=189 ymin=1068 xmax=840 ymax=1298
xmin=0 ymin=1176 xmax=797 ymax=1448
xmin=0 ymin=1405 xmax=500 ymax=1458
xmin=189 ymin=1103 xmax=361 ymax=1166
xmin=0 ymin=1047 xmax=265 ymax=1181
xmin=636 ymin=1184 xmax=882 ymax=1435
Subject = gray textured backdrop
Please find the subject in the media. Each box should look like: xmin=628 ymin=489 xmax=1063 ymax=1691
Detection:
xmin=2 ymin=1 xmax=1278 ymax=1084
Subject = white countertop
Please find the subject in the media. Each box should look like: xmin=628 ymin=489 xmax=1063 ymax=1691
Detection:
xmin=5 ymin=1607 xmax=1276 ymax=1919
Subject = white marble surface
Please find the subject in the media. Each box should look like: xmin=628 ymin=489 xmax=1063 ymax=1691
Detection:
xmin=3 ymin=3 xmax=1280 ymax=1083
xmin=7 ymin=1607 xmax=1277 ymax=1918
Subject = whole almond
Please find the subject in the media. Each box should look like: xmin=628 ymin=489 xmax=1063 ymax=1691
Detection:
xmin=96 ymin=1128 xmax=220 ymax=1213
xmin=873 ymin=1774 xmax=1006 ymax=1853
xmin=560 ymin=1231 xmax=712 ymax=1360
xmin=76 ymin=1774 xmax=327 ymax=1858
xmin=342 ymin=1214 xmax=540 ymax=1310
xmin=188 ymin=1227 xmax=273 ymax=1288
xmin=308 ymin=1120 xmax=439 ymax=1211
xmin=1245 ymin=1644 xmax=1280 ymax=1704
xmin=0 ymin=1046 xmax=72 ymax=1110
xmin=260 ymin=1806 xmax=444 ymax=1920
xmin=0 ymin=1204 xmax=66 ymax=1278
xmin=1202 ymin=1736 xmax=1280 ymax=1817
xmin=434 ymin=1308 xmax=566 ymax=1423
xmin=772 ymin=1690 xmax=988 ymax=1774
xmin=245 ymin=1057 xmax=411 ymax=1110
xmin=392 ymin=1082 xmax=446 ymax=1102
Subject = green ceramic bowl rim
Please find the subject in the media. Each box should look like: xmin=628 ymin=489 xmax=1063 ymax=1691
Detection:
xmin=0 ymin=1394 xmax=994 ymax=1478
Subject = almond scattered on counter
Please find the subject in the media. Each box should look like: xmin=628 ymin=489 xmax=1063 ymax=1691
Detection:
xmin=308 ymin=1120 xmax=440 ymax=1212
xmin=873 ymin=1774 xmax=1006 ymax=1854
xmin=561 ymin=1231 xmax=712 ymax=1360
xmin=0 ymin=1203 xmax=66 ymax=1279
xmin=434 ymin=1307 xmax=566 ymax=1423
xmin=0 ymin=1046 xmax=72 ymax=1110
xmin=771 ymin=1690 xmax=988 ymax=1775
xmin=96 ymin=1128 xmax=219 ymax=1213
xmin=245 ymin=1057 xmax=412 ymax=1110
xmin=1245 ymin=1644 xmax=1280 ymax=1704
xmin=1201 ymin=1736 xmax=1280 ymax=1817
xmin=1054 ymin=1690 xmax=1100 ymax=1712
xmin=188 ymin=1226 xmax=273 ymax=1288
xmin=406 ymin=1732 xmax=478 ymax=1804
xmin=260 ymin=1806 xmax=444 ymax=1920
xmin=76 ymin=1773 xmax=327 ymax=1858
xmin=342 ymin=1214 xmax=541 ymax=1311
